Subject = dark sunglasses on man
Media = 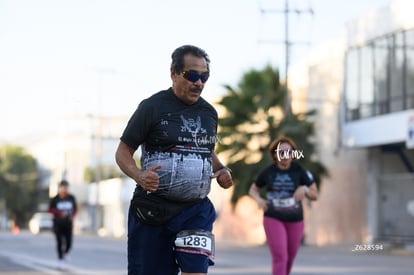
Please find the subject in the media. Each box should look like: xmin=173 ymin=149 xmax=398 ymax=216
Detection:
xmin=181 ymin=70 xmax=209 ymax=83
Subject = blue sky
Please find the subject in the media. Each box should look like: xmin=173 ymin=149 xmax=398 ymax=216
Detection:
xmin=0 ymin=0 xmax=391 ymax=142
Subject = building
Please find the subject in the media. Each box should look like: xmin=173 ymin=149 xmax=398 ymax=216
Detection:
xmin=290 ymin=0 xmax=414 ymax=245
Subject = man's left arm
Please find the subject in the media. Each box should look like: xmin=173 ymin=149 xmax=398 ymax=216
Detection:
xmin=48 ymin=198 xmax=60 ymax=217
xmin=211 ymin=152 xmax=233 ymax=189
xmin=71 ymin=196 xmax=78 ymax=219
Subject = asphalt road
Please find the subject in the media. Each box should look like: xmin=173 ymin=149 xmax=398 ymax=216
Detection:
xmin=0 ymin=231 xmax=413 ymax=275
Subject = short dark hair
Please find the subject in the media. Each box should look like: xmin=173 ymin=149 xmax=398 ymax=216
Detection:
xmin=170 ymin=45 xmax=210 ymax=73
xmin=59 ymin=179 xmax=69 ymax=186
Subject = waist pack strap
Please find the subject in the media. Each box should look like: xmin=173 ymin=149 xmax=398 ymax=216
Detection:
xmin=131 ymin=189 xmax=200 ymax=225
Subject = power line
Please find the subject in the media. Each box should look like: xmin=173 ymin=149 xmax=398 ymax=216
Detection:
xmin=259 ymin=0 xmax=314 ymax=115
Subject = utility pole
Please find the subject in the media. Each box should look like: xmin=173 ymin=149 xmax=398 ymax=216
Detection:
xmin=284 ymin=0 xmax=290 ymax=115
xmin=260 ymin=0 xmax=313 ymax=115
xmin=91 ymin=68 xmax=117 ymax=234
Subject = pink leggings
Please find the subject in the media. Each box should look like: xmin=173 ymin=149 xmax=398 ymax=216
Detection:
xmin=263 ymin=217 xmax=304 ymax=275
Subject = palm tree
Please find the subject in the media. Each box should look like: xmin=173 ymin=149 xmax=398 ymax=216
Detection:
xmin=215 ymin=65 xmax=328 ymax=204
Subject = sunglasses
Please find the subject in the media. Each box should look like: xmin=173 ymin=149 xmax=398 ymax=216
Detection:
xmin=181 ymin=70 xmax=209 ymax=83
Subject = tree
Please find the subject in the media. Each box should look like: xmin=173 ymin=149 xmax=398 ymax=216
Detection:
xmin=215 ymin=65 xmax=328 ymax=204
xmin=0 ymin=145 xmax=39 ymax=227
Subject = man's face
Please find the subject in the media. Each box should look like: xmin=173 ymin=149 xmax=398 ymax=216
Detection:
xmin=171 ymin=54 xmax=209 ymax=105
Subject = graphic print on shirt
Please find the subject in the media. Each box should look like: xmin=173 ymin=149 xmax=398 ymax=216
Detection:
xmin=180 ymin=115 xmax=217 ymax=147
xmin=56 ymin=200 xmax=75 ymax=216
xmin=143 ymin=113 xmax=217 ymax=202
xmin=267 ymin=172 xmax=300 ymax=210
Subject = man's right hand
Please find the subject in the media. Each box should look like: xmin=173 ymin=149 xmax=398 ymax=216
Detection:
xmin=136 ymin=165 xmax=161 ymax=192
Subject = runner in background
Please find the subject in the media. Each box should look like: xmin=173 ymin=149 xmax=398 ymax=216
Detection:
xmin=48 ymin=179 xmax=77 ymax=270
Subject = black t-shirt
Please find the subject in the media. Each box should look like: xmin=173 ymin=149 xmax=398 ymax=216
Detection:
xmin=49 ymin=194 xmax=77 ymax=224
xmin=255 ymin=162 xmax=313 ymax=222
xmin=120 ymin=88 xmax=218 ymax=202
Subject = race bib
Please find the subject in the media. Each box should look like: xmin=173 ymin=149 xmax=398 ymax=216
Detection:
xmin=175 ymin=230 xmax=215 ymax=258
xmin=271 ymin=197 xmax=296 ymax=208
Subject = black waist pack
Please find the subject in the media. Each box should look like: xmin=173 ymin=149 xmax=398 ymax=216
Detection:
xmin=131 ymin=189 xmax=199 ymax=225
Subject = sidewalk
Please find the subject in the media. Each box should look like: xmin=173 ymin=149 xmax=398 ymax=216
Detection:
xmin=217 ymin=238 xmax=414 ymax=256
xmin=214 ymin=240 xmax=414 ymax=275
xmin=0 ymin=253 xmax=78 ymax=275
xmin=0 ymin=254 xmax=38 ymax=275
